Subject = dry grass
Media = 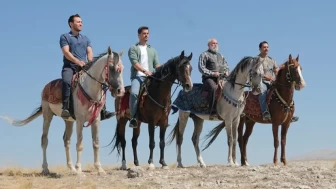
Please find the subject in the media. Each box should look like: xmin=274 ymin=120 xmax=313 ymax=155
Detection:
xmin=0 ymin=160 xmax=336 ymax=189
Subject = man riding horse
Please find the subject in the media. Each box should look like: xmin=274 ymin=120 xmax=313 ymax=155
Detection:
xmin=257 ymin=41 xmax=299 ymax=122
xmin=60 ymin=14 xmax=116 ymax=120
xmin=128 ymin=26 xmax=161 ymax=128
xmin=198 ymin=38 xmax=229 ymax=116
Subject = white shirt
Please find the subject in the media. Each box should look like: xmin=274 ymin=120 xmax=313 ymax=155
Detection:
xmin=136 ymin=45 xmax=149 ymax=77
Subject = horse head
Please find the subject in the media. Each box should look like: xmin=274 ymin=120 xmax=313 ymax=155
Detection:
xmin=176 ymin=50 xmax=193 ymax=92
xmin=285 ymin=54 xmax=306 ymax=91
xmin=106 ymin=46 xmax=125 ymax=97
xmin=249 ymin=57 xmax=264 ymax=95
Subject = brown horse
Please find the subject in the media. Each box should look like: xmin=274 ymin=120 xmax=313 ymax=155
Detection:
xmin=202 ymin=54 xmax=306 ymax=166
xmin=108 ymin=51 xmax=193 ymax=170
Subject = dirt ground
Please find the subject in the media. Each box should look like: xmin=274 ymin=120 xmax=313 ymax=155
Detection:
xmin=0 ymin=160 xmax=335 ymax=189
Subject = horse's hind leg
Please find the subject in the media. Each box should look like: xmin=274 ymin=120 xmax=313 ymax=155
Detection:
xmin=242 ymin=119 xmax=256 ymax=166
xmin=63 ymin=120 xmax=76 ymax=173
xmin=190 ymin=114 xmax=206 ymax=168
xmin=41 ymin=101 xmax=54 ymax=175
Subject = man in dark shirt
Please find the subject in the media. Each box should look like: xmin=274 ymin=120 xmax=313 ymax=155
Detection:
xmin=59 ymin=14 xmax=114 ymax=120
xmin=198 ymin=38 xmax=229 ymax=115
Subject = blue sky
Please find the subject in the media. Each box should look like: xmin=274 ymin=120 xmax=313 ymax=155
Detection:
xmin=0 ymin=0 xmax=334 ymax=169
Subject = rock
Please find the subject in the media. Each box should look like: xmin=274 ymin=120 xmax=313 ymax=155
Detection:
xmin=127 ymin=167 xmax=144 ymax=178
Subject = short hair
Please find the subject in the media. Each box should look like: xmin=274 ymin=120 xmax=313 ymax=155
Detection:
xmin=68 ymin=14 xmax=81 ymax=28
xmin=138 ymin=26 xmax=149 ymax=34
xmin=259 ymin=41 xmax=268 ymax=49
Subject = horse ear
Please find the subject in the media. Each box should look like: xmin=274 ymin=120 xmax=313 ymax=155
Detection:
xmin=108 ymin=46 xmax=112 ymax=55
xmin=296 ymin=54 xmax=299 ymax=62
xmin=180 ymin=50 xmax=185 ymax=59
xmin=119 ymin=49 xmax=124 ymax=57
xmin=188 ymin=52 xmax=193 ymax=60
xmin=288 ymin=54 xmax=292 ymax=63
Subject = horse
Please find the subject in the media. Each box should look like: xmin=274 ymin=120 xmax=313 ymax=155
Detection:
xmin=0 ymin=46 xmax=125 ymax=176
xmin=108 ymin=50 xmax=193 ymax=170
xmin=202 ymin=54 xmax=306 ymax=166
xmin=167 ymin=56 xmax=264 ymax=168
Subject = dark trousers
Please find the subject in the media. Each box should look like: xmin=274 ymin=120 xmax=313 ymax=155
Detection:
xmin=61 ymin=67 xmax=75 ymax=109
xmin=202 ymin=77 xmax=218 ymax=113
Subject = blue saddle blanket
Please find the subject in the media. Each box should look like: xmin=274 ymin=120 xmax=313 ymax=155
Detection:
xmin=171 ymin=83 xmax=211 ymax=115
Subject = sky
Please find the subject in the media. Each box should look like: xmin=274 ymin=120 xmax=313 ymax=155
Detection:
xmin=0 ymin=0 xmax=335 ymax=169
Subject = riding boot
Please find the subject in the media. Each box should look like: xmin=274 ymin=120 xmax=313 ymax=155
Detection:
xmin=100 ymin=104 xmax=116 ymax=121
xmin=61 ymin=100 xmax=70 ymax=118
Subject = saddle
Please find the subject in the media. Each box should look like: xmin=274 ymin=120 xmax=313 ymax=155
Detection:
xmin=200 ymin=79 xmax=226 ymax=112
xmin=42 ymin=71 xmax=84 ymax=119
xmin=243 ymin=86 xmax=274 ymax=117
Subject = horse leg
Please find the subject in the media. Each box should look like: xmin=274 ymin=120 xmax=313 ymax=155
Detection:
xmin=232 ymin=117 xmax=240 ymax=166
xmin=118 ymin=118 xmax=127 ymax=170
xmin=147 ymin=121 xmax=156 ymax=170
xmin=237 ymin=116 xmax=245 ymax=165
xmin=272 ymin=123 xmax=280 ymax=165
xmin=225 ymin=120 xmax=235 ymax=166
xmin=91 ymin=118 xmax=106 ymax=175
xmin=132 ymin=121 xmax=141 ymax=167
xmin=63 ymin=120 xmax=76 ymax=173
xmin=190 ymin=115 xmax=206 ymax=168
xmin=41 ymin=101 xmax=53 ymax=175
xmin=241 ymin=119 xmax=256 ymax=166
xmin=176 ymin=111 xmax=189 ymax=168
xmin=159 ymin=124 xmax=168 ymax=169
xmin=280 ymin=121 xmax=291 ymax=166
xmin=75 ymin=119 xmax=84 ymax=174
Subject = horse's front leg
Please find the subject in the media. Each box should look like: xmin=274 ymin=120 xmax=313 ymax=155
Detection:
xmin=159 ymin=120 xmax=168 ymax=169
xmin=231 ymin=117 xmax=240 ymax=166
xmin=147 ymin=121 xmax=156 ymax=170
xmin=272 ymin=123 xmax=280 ymax=165
xmin=91 ymin=118 xmax=106 ymax=175
xmin=280 ymin=121 xmax=291 ymax=166
xmin=132 ymin=121 xmax=141 ymax=166
xmin=176 ymin=111 xmax=189 ymax=168
xmin=75 ymin=118 xmax=84 ymax=174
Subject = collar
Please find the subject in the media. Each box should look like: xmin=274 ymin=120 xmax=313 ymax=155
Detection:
xmin=207 ymin=49 xmax=217 ymax=54
xmin=69 ymin=31 xmax=81 ymax=37
xmin=136 ymin=42 xmax=151 ymax=47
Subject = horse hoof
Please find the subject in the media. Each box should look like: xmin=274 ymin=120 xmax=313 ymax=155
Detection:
xmin=162 ymin=165 xmax=169 ymax=170
xmin=98 ymin=170 xmax=106 ymax=176
xmin=148 ymin=163 xmax=155 ymax=170
xmin=41 ymin=169 xmax=50 ymax=176
xmin=200 ymin=163 xmax=207 ymax=168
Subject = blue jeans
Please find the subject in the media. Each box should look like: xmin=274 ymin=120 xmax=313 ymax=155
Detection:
xmin=258 ymin=82 xmax=269 ymax=114
xmin=130 ymin=76 xmax=146 ymax=118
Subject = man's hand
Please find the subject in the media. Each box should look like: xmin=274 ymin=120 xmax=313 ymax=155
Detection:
xmin=264 ymin=74 xmax=275 ymax=81
xmin=77 ymin=60 xmax=85 ymax=67
xmin=144 ymin=70 xmax=152 ymax=76
xmin=213 ymin=72 xmax=220 ymax=77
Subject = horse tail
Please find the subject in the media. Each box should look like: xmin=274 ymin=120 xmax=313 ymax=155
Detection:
xmin=0 ymin=105 xmax=42 ymax=126
xmin=201 ymin=121 xmax=226 ymax=151
xmin=105 ymin=120 xmax=122 ymax=158
xmin=166 ymin=118 xmax=180 ymax=145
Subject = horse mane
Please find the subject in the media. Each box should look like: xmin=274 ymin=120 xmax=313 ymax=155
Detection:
xmin=152 ymin=55 xmax=180 ymax=79
xmin=227 ymin=56 xmax=258 ymax=88
xmin=83 ymin=51 xmax=119 ymax=71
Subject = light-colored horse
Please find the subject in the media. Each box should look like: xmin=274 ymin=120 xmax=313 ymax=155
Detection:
xmin=167 ymin=56 xmax=264 ymax=167
xmin=1 ymin=46 xmax=125 ymax=176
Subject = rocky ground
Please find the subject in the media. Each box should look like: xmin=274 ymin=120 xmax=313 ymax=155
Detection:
xmin=0 ymin=160 xmax=335 ymax=189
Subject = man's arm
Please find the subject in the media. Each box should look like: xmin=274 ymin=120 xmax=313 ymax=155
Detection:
xmin=128 ymin=46 xmax=147 ymax=73
xmin=59 ymin=35 xmax=82 ymax=66
xmin=198 ymin=52 xmax=214 ymax=76
xmin=222 ymin=55 xmax=230 ymax=75
xmin=273 ymin=59 xmax=279 ymax=76
xmin=86 ymin=37 xmax=93 ymax=62
xmin=153 ymin=49 xmax=160 ymax=68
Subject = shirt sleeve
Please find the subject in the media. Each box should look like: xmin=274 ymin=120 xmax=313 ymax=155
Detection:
xmin=198 ymin=52 xmax=214 ymax=76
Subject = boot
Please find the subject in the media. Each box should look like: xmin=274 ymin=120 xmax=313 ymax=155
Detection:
xmin=100 ymin=104 xmax=115 ymax=121
xmin=61 ymin=101 xmax=70 ymax=118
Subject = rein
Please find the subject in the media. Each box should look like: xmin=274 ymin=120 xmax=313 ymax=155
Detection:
xmin=75 ymin=56 xmax=115 ymax=127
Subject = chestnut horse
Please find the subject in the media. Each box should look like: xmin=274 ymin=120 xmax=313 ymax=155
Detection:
xmin=202 ymin=54 xmax=306 ymax=166
xmin=108 ymin=51 xmax=193 ymax=170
